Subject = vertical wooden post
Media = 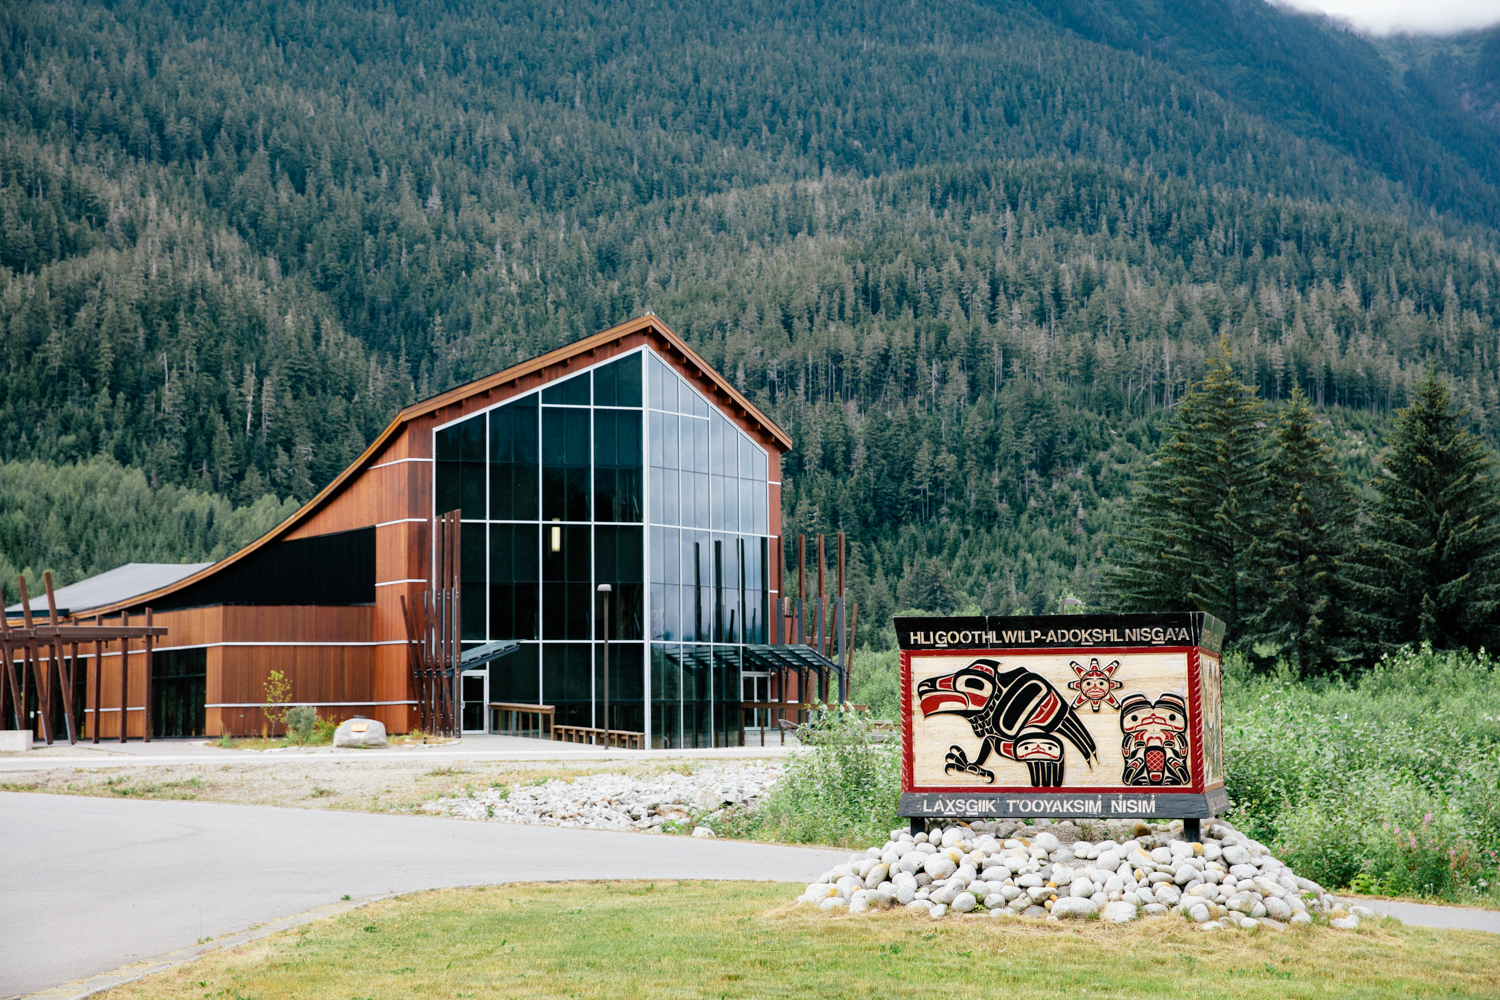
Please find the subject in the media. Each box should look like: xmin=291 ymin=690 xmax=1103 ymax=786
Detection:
xmin=1 ymin=612 xmax=16 ymax=731
xmin=44 ymin=571 xmax=77 ymax=745
xmin=837 ymin=533 xmax=847 ymax=704
xmin=143 ymin=608 xmax=154 ymax=742
xmin=450 ymin=510 xmax=462 ymax=738
xmin=18 ymin=577 xmax=49 ymax=744
xmin=847 ymin=602 xmax=859 ymax=696
xmin=92 ymin=615 xmax=103 ymax=743
xmin=120 ymin=611 xmax=130 ymax=743
xmin=796 ymin=535 xmax=806 ymax=645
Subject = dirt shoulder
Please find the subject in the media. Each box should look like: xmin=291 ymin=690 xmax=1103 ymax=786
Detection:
xmin=0 ymin=756 xmax=767 ymax=817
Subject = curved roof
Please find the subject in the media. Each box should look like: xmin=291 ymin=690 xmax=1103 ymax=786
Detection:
xmin=85 ymin=314 xmax=789 ymax=617
xmin=5 ymin=562 xmax=213 ymax=617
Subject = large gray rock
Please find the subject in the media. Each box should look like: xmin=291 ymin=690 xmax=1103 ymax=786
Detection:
xmin=333 ymin=717 xmax=387 ymax=748
xmin=1102 ymin=901 xmax=1139 ymax=923
xmin=1051 ymin=897 xmax=1098 ymax=919
xmin=1221 ymin=845 xmax=1252 ymax=866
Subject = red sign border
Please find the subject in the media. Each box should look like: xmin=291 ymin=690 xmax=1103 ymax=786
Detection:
xmin=900 ymin=645 xmax=1218 ymax=796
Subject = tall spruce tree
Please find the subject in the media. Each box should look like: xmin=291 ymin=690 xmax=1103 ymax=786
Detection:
xmin=1348 ymin=371 xmax=1500 ymax=652
xmin=1108 ymin=344 xmax=1267 ymax=633
xmin=1244 ymin=388 xmax=1357 ymax=676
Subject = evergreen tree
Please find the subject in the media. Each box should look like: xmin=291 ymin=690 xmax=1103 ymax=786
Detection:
xmin=1244 ymin=388 xmax=1357 ymax=676
xmin=1108 ymin=344 xmax=1267 ymax=633
xmin=1348 ymin=372 xmax=1500 ymax=652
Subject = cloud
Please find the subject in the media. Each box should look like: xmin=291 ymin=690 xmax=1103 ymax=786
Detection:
xmin=1273 ymin=0 xmax=1500 ymax=35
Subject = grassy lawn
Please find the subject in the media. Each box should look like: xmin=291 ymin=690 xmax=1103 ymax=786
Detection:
xmin=103 ymin=882 xmax=1499 ymax=1000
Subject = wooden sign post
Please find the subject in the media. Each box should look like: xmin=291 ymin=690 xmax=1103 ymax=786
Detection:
xmin=897 ymin=612 xmax=1226 ymax=841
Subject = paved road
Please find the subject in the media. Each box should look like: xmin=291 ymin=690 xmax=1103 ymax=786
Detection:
xmin=0 ymin=793 xmax=844 ymax=998
xmin=1335 ymin=895 xmax=1500 ymax=933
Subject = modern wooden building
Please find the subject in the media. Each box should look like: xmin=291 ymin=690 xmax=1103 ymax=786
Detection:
xmin=16 ymin=315 xmax=829 ymax=746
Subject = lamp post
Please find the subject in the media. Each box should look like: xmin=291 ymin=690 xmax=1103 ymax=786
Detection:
xmin=597 ymin=584 xmax=611 ymax=747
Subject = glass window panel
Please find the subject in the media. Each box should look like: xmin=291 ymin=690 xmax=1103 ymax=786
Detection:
xmin=664 ymin=583 xmax=680 ymax=641
xmin=662 ymin=528 xmax=680 ymax=584
xmin=649 ymin=526 xmax=665 ymax=584
xmin=605 ymin=643 xmax=644 ymax=707
xmin=594 ymin=409 xmax=644 ymax=524
xmin=490 ymin=525 xmax=538 ymax=640
xmin=542 ymin=524 xmax=591 ymax=640
xmin=648 ymin=466 xmax=664 ymax=524
xmin=541 ymin=372 xmax=589 ymax=405
xmin=462 ymin=523 xmax=487 ymax=583
xmin=723 ymin=476 xmax=739 ymax=532
xmin=542 ymin=408 xmax=590 ymax=521
xmin=709 ymin=413 xmax=725 ymax=475
xmin=490 ymin=642 xmax=539 ymax=703
xmin=462 ymin=582 xmax=486 ymax=640
xmin=460 ymin=416 xmax=486 ymax=462
xmin=436 ymin=424 xmax=462 ymax=462
xmin=739 ymin=433 xmax=753 ymax=479
xmin=663 ymin=373 xmax=678 ymax=414
xmin=593 ymin=410 xmax=618 ymax=467
xmin=542 ymin=643 xmax=592 ymax=726
xmin=662 ymin=414 xmax=678 ymax=470
xmin=490 ymin=395 xmax=540 ymax=520
xmin=662 ymin=467 xmax=679 ymax=526
xmin=693 ymin=471 xmax=710 ymax=528
xmin=650 ymin=583 xmax=666 ymax=640
xmin=753 ymin=446 xmax=767 ymax=482
xmin=739 ymin=480 xmax=753 ymax=533
xmin=595 ymin=525 xmax=644 ymax=585
xmin=648 ymin=354 xmax=665 ymax=410
xmin=489 ymin=583 xmax=538 ymax=641
xmin=461 ymin=463 xmax=485 ymax=521
xmin=651 ymin=643 xmax=681 ymax=749
xmin=693 ymin=418 xmax=709 ymax=473
xmin=435 ymin=461 xmax=462 ymax=518
xmin=754 ymin=484 xmax=768 ymax=535
xmin=647 ymin=410 xmax=661 ymax=468
xmin=594 ymin=352 xmax=642 ymax=408
xmin=710 ymin=475 xmax=725 ymax=531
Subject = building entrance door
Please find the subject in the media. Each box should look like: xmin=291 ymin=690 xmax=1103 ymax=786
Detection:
xmin=461 ymin=670 xmax=488 ymax=733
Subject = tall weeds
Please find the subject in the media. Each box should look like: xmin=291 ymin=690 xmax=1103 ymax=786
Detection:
xmin=1224 ymin=645 xmax=1500 ymax=901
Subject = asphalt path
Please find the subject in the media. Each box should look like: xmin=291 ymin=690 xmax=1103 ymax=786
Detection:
xmin=0 ymin=792 xmax=845 ymax=998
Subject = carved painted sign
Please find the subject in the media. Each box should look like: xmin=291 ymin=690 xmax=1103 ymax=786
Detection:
xmin=896 ymin=613 xmax=1227 ymax=819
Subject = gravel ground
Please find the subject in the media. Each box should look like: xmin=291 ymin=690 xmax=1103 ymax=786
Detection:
xmin=0 ymin=756 xmax=782 ymax=820
xmin=421 ymin=763 xmax=781 ymax=831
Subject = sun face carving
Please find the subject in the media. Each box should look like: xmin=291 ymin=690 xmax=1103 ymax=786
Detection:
xmin=1066 ymin=657 xmax=1124 ymax=713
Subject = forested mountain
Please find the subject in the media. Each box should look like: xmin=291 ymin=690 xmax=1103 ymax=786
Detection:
xmin=2 ymin=0 xmax=1498 ymax=625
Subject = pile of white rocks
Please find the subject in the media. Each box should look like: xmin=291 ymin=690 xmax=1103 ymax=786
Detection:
xmin=799 ymin=818 xmax=1380 ymax=931
xmin=422 ymin=764 xmax=778 ymax=832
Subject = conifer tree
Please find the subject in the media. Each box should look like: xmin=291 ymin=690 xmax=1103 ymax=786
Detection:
xmin=1108 ymin=343 xmax=1266 ymax=632
xmin=1244 ymin=388 xmax=1357 ymax=676
xmin=1348 ymin=372 xmax=1500 ymax=652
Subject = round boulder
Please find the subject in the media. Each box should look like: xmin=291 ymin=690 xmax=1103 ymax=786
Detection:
xmin=333 ymin=717 xmax=387 ymax=748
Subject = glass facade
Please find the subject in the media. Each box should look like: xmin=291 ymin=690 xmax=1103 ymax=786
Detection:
xmin=433 ymin=348 xmax=772 ymax=747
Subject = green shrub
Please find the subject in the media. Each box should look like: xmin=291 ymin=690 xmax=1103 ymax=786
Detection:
xmin=309 ymin=716 xmax=338 ymax=745
xmin=285 ymin=705 xmax=318 ymax=743
xmin=751 ymin=705 xmax=900 ymax=848
xmin=1224 ymin=644 xmax=1500 ymax=901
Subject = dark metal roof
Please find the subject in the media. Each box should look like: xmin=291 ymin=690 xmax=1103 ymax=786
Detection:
xmin=5 ymin=563 xmax=213 ymax=617
xmin=460 ymin=640 xmax=521 ymax=668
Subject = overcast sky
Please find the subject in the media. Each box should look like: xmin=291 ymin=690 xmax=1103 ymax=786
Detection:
xmin=1275 ymin=0 xmax=1500 ymax=35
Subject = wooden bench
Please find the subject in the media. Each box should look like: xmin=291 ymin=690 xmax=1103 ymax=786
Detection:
xmin=488 ymin=702 xmax=554 ymax=738
xmin=552 ymin=724 xmax=646 ymax=749
xmin=740 ymin=701 xmax=803 ymax=746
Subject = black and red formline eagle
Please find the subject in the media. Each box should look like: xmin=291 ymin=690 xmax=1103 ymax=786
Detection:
xmin=917 ymin=658 xmax=1099 ymax=787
